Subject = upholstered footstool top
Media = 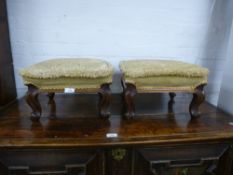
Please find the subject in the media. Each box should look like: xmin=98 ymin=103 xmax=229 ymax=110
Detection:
xmin=120 ymin=60 xmax=209 ymax=92
xmin=20 ymin=58 xmax=114 ymax=91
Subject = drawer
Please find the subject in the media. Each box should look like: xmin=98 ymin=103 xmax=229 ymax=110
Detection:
xmin=134 ymin=143 xmax=231 ymax=175
xmin=0 ymin=148 xmax=104 ymax=175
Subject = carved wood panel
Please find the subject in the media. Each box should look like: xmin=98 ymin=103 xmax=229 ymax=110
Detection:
xmin=216 ymin=146 xmax=233 ymax=175
xmin=150 ymin=160 xmax=218 ymax=175
xmin=0 ymin=144 xmax=232 ymax=175
xmin=134 ymin=144 xmax=230 ymax=175
xmin=8 ymin=165 xmax=85 ymax=175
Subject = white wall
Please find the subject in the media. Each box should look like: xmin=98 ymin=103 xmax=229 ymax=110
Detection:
xmin=218 ymin=20 xmax=233 ymax=114
xmin=6 ymin=0 xmax=231 ymax=104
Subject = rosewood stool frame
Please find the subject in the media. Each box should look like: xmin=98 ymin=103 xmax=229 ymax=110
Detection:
xmin=121 ymin=79 xmax=206 ymax=119
xmin=26 ymin=83 xmax=111 ymax=121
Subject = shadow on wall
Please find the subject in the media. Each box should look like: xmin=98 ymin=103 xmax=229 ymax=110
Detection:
xmin=198 ymin=0 xmax=233 ymax=105
xmin=217 ymin=19 xmax=233 ymax=114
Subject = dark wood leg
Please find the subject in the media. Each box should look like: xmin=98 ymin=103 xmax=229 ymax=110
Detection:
xmin=98 ymin=83 xmax=111 ymax=118
xmin=47 ymin=92 xmax=56 ymax=118
xmin=121 ymin=78 xmax=126 ymax=107
xmin=47 ymin=92 xmax=55 ymax=102
xmin=123 ymin=83 xmax=137 ymax=119
xmin=169 ymin=92 xmax=176 ymax=102
xmin=189 ymin=84 xmax=206 ymax=119
xmin=168 ymin=93 xmax=176 ymax=114
xmin=26 ymin=84 xmax=42 ymax=121
xmin=121 ymin=78 xmax=126 ymax=92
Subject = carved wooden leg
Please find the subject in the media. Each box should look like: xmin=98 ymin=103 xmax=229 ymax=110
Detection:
xmin=121 ymin=78 xmax=126 ymax=92
xmin=123 ymin=83 xmax=137 ymax=119
xmin=168 ymin=93 xmax=176 ymax=113
xmin=121 ymin=78 xmax=126 ymax=108
xmin=47 ymin=92 xmax=56 ymax=118
xmin=169 ymin=92 xmax=176 ymax=102
xmin=98 ymin=83 xmax=111 ymax=118
xmin=26 ymin=84 xmax=42 ymax=121
xmin=189 ymin=84 xmax=206 ymax=119
xmin=47 ymin=92 xmax=55 ymax=102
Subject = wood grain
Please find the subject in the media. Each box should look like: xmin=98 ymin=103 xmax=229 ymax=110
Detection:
xmin=0 ymin=93 xmax=232 ymax=148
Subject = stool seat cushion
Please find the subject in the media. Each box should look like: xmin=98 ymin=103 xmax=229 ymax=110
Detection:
xmin=120 ymin=60 xmax=208 ymax=78
xmin=20 ymin=58 xmax=113 ymax=90
xmin=21 ymin=58 xmax=113 ymax=79
xmin=120 ymin=60 xmax=209 ymax=92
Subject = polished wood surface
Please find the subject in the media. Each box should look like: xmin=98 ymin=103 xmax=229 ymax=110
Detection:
xmin=0 ymin=93 xmax=232 ymax=148
xmin=0 ymin=0 xmax=16 ymax=107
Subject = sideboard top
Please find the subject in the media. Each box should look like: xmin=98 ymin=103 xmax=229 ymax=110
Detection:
xmin=0 ymin=93 xmax=232 ymax=148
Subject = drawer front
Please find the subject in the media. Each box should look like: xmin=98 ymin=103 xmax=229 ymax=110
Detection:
xmin=134 ymin=144 xmax=232 ymax=175
xmin=0 ymin=149 xmax=104 ymax=175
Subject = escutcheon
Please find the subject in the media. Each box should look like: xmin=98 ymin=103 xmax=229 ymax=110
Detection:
xmin=111 ymin=148 xmax=126 ymax=161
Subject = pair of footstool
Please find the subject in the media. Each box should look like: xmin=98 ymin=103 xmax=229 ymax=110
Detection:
xmin=20 ymin=58 xmax=208 ymax=121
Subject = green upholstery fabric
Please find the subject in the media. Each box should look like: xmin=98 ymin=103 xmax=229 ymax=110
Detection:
xmin=22 ymin=76 xmax=112 ymax=90
xmin=120 ymin=60 xmax=209 ymax=78
xmin=120 ymin=60 xmax=209 ymax=91
xmin=21 ymin=58 xmax=113 ymax=79
xmin=20 ymin=58 xmax=113 ymax=90
xmin=125 ymin=76 xmax=207 ymax=92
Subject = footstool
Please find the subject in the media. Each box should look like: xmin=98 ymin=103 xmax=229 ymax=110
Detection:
xmin=20 ymin=58 xmax=114 ymax=120
xmin=119 ymin=60 xmax=209 ymax=119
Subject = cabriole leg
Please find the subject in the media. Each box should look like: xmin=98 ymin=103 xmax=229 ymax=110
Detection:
xmin=168 ymin=92 xmax=176 ymax=113
xmin=98 ymin=83 xmax=111 ymax=118
xmin=189 ymin=84 xmax=206 ymax=119
xmin=169 ymin=92 xmax=176 ymax=102
xmin=123 ymin=83 xmax=137 ymax=119
xmin=26 ymin=84 xmax=42 ymax=121
xmin=47 ymin=92 xmax=56 ymax=118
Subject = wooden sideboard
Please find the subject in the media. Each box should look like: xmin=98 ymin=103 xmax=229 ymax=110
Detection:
xmin=0 ymin=93 xmax=233 ymax=175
